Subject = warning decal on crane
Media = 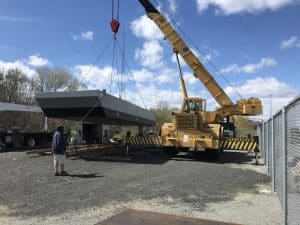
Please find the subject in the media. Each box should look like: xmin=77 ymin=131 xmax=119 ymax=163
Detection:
xmin=220 ymin=137 xmax=259 ymax=152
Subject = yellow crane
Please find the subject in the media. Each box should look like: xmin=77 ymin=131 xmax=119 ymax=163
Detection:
xmin=138 ymin=0 xmax=262 ymax=156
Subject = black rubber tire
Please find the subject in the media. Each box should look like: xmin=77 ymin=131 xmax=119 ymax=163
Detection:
xmin=204 ymin=148 xmax=220 ymax=159
xmin=27 ymin=137 xmax=35 ymax=147
xmin=178 ymin=147 xmax=190 ymax=152
xmin=164 ymin=146 xmax=179 ymax=156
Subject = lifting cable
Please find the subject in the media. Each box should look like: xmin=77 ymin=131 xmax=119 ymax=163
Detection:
xmin=110 ymin=40 xmax=117 ymax=94
xmin=115 ymin=38 xmax=148 ymax=109
xmin=109 ymin=40 xmax=122 ymax=97
xmin=76 ymin=38 xmax=113 ymax=89
xmin=151 ymin=0 xmax=243 ymax=99
xmin=175 ymin=25 xmax=244 ymax=99
xmin=111 ymin=0 xmax=120 ymax=21
xmin=110 ymin=0 xmax=121 ymax=96
xmin=77 ymin=0 xmax=122 ymax=122
xmin=75 ymin=37 xmax=113 ymax=123
xmin=111 ymin=0 xmax=147 ymax=109
xmin=116 ymin=47 xmax=121 ymax=98
xmin=120 ymin=33 xmax=126 ymax=99
xmin=76 ymin=0 xmax=147 ymax=123
xmin=110 ymin=0 xmax=120 ymax=37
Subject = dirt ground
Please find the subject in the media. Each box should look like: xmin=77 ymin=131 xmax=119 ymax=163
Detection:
xmin=0 ymin=149 xmax=283 ymax=225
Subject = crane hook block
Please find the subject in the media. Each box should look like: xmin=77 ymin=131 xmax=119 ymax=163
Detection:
xmin=110 ymin=19 xmax=120 ymax=33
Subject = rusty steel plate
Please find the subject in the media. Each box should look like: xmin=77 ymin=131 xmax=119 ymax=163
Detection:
xmin=96 ymin=209 xmax=242 ymax=225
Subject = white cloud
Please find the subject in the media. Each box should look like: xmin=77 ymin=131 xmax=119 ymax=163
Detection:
xmin=131 ymin=15 xmax=164 ymax=40
xmin=171 ymin=47 xmax=201 ymax=67
xmin=71 ymin=30 xmax=94 ymax=41
xmin=183 ymin=72 xmax=198 ymax=85
xmin=280 ymin=36 xmax=300 ymax=49
xmin=168 ymin=0 xmax=178 ymax=14
xmin=0 ymin=55 xmax=51 ymax=78
xmin=171 ymin=47 xmax=218 ymax=69
xmin=123 ymin=84 xmax=184 ymax=109
xmin=27 ymin=54 xmax=51 ymax=67
xmin=224 ymin=76 xmax=297 ymax=118
xmin=154 ymin=67 xmax=178 ymax=84
xmin=132 ymin=68 xmax=154 ymax=83
xmin=0 ymin=59 xmax=36 ymax=77
xmin=196 ymin=0 xmax=298 ymax=15
xmin=73 ymin=61 xmax=195 ymax=108
xmin=135 ymin=40 xmax=164 ymax=69
xmin=221 ymin=57 xmax=278 ymax=74
xmin=73 ymin=64 xmax=184 ymax=109
xmin=0 ymin=15 xmax=32 ymax=22
xmin=73 ymin=65 xmax=116 ymax=90
xmin=225 ymin=77 xmax=295 ymax=98
xmin=205 ymin=49 xmax=219 ymax=60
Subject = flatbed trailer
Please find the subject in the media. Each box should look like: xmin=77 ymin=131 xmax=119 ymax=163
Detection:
xmin=0 ymin=131 xmax=53 ymax=151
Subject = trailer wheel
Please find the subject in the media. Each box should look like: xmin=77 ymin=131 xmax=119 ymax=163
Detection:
xmin=27 ymin=137 xmax=35 ymax=147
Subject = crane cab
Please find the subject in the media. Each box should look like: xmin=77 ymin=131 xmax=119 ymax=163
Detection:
xmin=181 ymin=97 xmax=206 ymax=113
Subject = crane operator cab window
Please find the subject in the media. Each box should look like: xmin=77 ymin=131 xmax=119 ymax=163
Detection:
xmin=187 ymin=99 xmax=205 ymax=112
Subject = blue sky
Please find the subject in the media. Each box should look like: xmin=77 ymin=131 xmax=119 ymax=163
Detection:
xmin=1 ymin=0 xmax=300 ymax=119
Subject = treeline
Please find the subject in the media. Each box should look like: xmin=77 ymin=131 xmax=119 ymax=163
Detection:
xmin=150 ymin=101 xmax=179 ymax=133
xmin=0 ymin=67 xmax=86 ymax=132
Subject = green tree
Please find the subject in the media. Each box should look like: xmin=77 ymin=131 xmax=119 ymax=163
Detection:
xmin=151 ymin=101 xmax=179 ymax=133
xmin=233 ymin=115 xmax=257 ymax=137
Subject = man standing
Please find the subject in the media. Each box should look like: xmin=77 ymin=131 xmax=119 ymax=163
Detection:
xmin=52 ymin=125 xmax=68 ymax=176
xmin=0 ymin=120 xmax=6 ymax=132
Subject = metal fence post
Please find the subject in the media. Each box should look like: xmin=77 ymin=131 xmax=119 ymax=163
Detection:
xmin=266 ymin=121 xmax=270 ymax=170
xmin=261 ymin=123 xmax=264 ymax=163
xmin=272 ymin=117 xmax=275 ymax=192
xmin=282 ymin=107 xmax=288 ymax=225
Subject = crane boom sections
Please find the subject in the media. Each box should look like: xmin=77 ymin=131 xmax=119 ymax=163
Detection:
xmin=138 ymin=0 xmax=233 ymax=107
xmin=138 ymin=0 xmax=262 ymax=117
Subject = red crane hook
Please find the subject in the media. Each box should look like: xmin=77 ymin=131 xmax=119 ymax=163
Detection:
xmin=110 ymin=0 xmax=120 ymax=35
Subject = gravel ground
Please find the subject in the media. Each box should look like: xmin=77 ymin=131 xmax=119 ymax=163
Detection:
xmin=0 ymin=149 xmax=282 ymax=225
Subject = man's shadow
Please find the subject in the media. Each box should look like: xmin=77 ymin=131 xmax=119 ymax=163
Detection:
xmin=68 ymin=173 xmax=104 ymax=179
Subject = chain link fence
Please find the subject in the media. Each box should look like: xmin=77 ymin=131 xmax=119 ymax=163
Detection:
xmin=259 ymin=96 xmax=300 ymax=225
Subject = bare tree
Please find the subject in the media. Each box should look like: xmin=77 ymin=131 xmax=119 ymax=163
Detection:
xmin=35 ymin=66 xmax=86 ymax=92
xmin=0 ymin=68 xmax=34 ymax=104
xmin=0 ymin=67 xmax=86 ymax=132
xmin=0 ymin=68 xmax=42 ymax=131
xmin=156 ymin=101 xmax=170 ymax=110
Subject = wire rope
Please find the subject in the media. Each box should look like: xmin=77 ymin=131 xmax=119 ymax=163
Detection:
xmin=150 ymin=0 xmax=244 ymax=99
xmin=115 ymin=38 xmax=147 ymax=109
xmin=77 ymin=38 xmax=113 ymax=89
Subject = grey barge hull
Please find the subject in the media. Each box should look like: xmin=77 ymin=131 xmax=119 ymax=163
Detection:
xmin=35 ymin=90 xmax=156 ymax=126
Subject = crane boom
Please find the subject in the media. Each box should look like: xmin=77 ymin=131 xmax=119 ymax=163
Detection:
xmin=138 ymin=0 xmax=233 ymax=107
xmin=138 ymin=0 xmax=262 ymax=117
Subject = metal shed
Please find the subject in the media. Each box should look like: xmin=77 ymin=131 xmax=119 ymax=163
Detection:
xmin=0 ymin=102 xmax=42 ymax=112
